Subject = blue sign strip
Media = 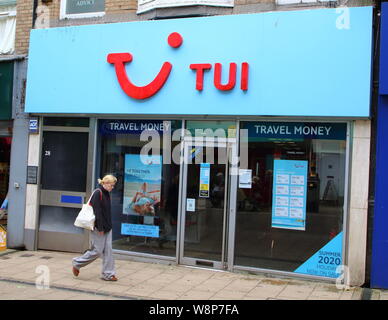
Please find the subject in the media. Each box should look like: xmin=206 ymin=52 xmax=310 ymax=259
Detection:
xmin=99 ymin=120 xmax=169 ymax=135
xmin=61 ymin=195 xmax=83 ymax=204
xmin=243 ymin=122 xmax=347 ymax=140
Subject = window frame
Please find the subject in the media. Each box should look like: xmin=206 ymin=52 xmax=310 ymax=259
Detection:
xmin=60 ymin=0 xmax=105 ymax=20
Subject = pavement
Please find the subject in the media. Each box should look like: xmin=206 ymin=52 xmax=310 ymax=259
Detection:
xmin=0 ymin=248 xmax=387 ymax=300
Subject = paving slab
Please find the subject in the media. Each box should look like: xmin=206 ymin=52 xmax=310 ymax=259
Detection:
xmin=224 ymin=278 xmax=262 ymax=292
xmin=210 ymin=289 xmax=249 ymax=300
xmin=149 ymin=289 xmax=184 ymax=300
xmin=161 ymin=283 xmax=194 ymax=294
xmin=178 ymin=289 xmax=216 ymax=300
xmin=377 ymin=290 xmax=388 ymax=300
xmin=277 ymin=282 xmax=316 ymax=300
xmin=0 ymin=279 xmax=121 ymax=300
xmin=192 ymin=278 xmax=231 ymax=292
xmin=125 ymin=282 xmax=165 ymax=298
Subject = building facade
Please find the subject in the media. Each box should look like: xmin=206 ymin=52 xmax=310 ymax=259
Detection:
xmin=0 ymin=0 xmax=30 ymax=249
xmin=371 ymin=0 xmax=388 ymax=289
xmin=14 ymin=0 xmax=376 ymax=287
xmin=0 ymin=0 xmax=16 ymax=228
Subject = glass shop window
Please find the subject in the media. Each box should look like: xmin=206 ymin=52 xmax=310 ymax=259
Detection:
xmin=97 ymin=119 xmax=181 ymax=257
xmin=0 ymin=136 xmax=11 ymax=205
xmin=235 ymin=121 xmax=347 ymax=279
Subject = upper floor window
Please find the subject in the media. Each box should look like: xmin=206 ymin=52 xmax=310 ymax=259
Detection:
xmin=0 ymin=1 xmax=16 ymax=54
xmin=137 ymin=0 xmax=234 ymax=14
xmin=60 ymin=0 xmax=105 ymax=19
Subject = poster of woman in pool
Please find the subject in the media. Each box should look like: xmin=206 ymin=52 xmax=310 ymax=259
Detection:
xmin=123 ymin=154 xmax=162 ymax=216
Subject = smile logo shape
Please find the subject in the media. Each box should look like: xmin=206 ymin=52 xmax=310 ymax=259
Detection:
xmin=107 ymin=32 xmax=183 ymax=100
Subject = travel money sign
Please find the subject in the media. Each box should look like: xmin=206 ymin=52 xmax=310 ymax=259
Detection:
xmin=244 ymin=122 xmax=347 ymax=140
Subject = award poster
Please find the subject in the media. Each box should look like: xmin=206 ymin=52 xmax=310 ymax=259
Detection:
xmin=122 ymin=154 xmax=162 ymax=238
xmin=271 ymin=160 xmax=308 ymax=231
xmin=199 ymin=163 xmax=210 ymax=198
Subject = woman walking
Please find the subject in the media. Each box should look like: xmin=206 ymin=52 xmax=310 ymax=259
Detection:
xmin=72 ymin=174 xmax=118 ymax=281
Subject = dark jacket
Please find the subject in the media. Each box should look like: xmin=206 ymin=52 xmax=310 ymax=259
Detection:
xmin=90 ymin=186 xmax=112 ymax=233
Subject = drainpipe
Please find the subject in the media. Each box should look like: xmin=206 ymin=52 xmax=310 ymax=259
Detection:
xmin=32 ymin=0 xmax=38 ymax=28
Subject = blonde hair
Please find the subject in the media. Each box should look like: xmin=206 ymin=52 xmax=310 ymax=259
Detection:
xmin=98 ymin=174 xmax=117 ymax=185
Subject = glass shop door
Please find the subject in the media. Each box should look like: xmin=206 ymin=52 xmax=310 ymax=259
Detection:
xmin=178 ymin=139 xmax=237 ymax=269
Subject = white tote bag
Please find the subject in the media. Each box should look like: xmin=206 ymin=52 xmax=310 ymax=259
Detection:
xmin=74 ymin=189 xmax=101 ymax=231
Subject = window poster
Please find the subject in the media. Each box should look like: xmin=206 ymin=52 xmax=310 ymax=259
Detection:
xmin=271 ymin=160 xmax=308 ymax=231
xmin=121 ymin=223 xmax=159 ymax=238
xmin=186 ymin=198 xmax=196 ymax=212
xmin=239 ymin=169 xmax=252 ymax=189
xmin=294 ymin=232 xmax=343 ymax=278
xmin=121 ymin=154 xmax=162 ymax=237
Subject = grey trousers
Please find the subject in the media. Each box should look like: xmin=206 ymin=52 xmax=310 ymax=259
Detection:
xmin=72 ymin=229 xmax=115 ymax=280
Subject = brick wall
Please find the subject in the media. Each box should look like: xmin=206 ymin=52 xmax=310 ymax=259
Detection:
xmin=15 ymin=0 xmax=33 ymax=55
xmin=48 ymin=0 xmax=60 ymax=22
xmin=106 ymin=0 xmax=137 ymax=14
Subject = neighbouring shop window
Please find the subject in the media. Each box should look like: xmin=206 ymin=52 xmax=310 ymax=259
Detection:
xmin=0 ymin=136 xmax=11 ymax=205
xmin=0 ymin=122 xmax=12 ymax=212
xmin=60 ymin=0 xmax=104 ymax=19
xmin=235 ymin=121 xmax=347 ymax=278
xmin=97 ymin=119 xmax=181 ymax=257
xmin=0 ymin=62 xmax=13 ymax=120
